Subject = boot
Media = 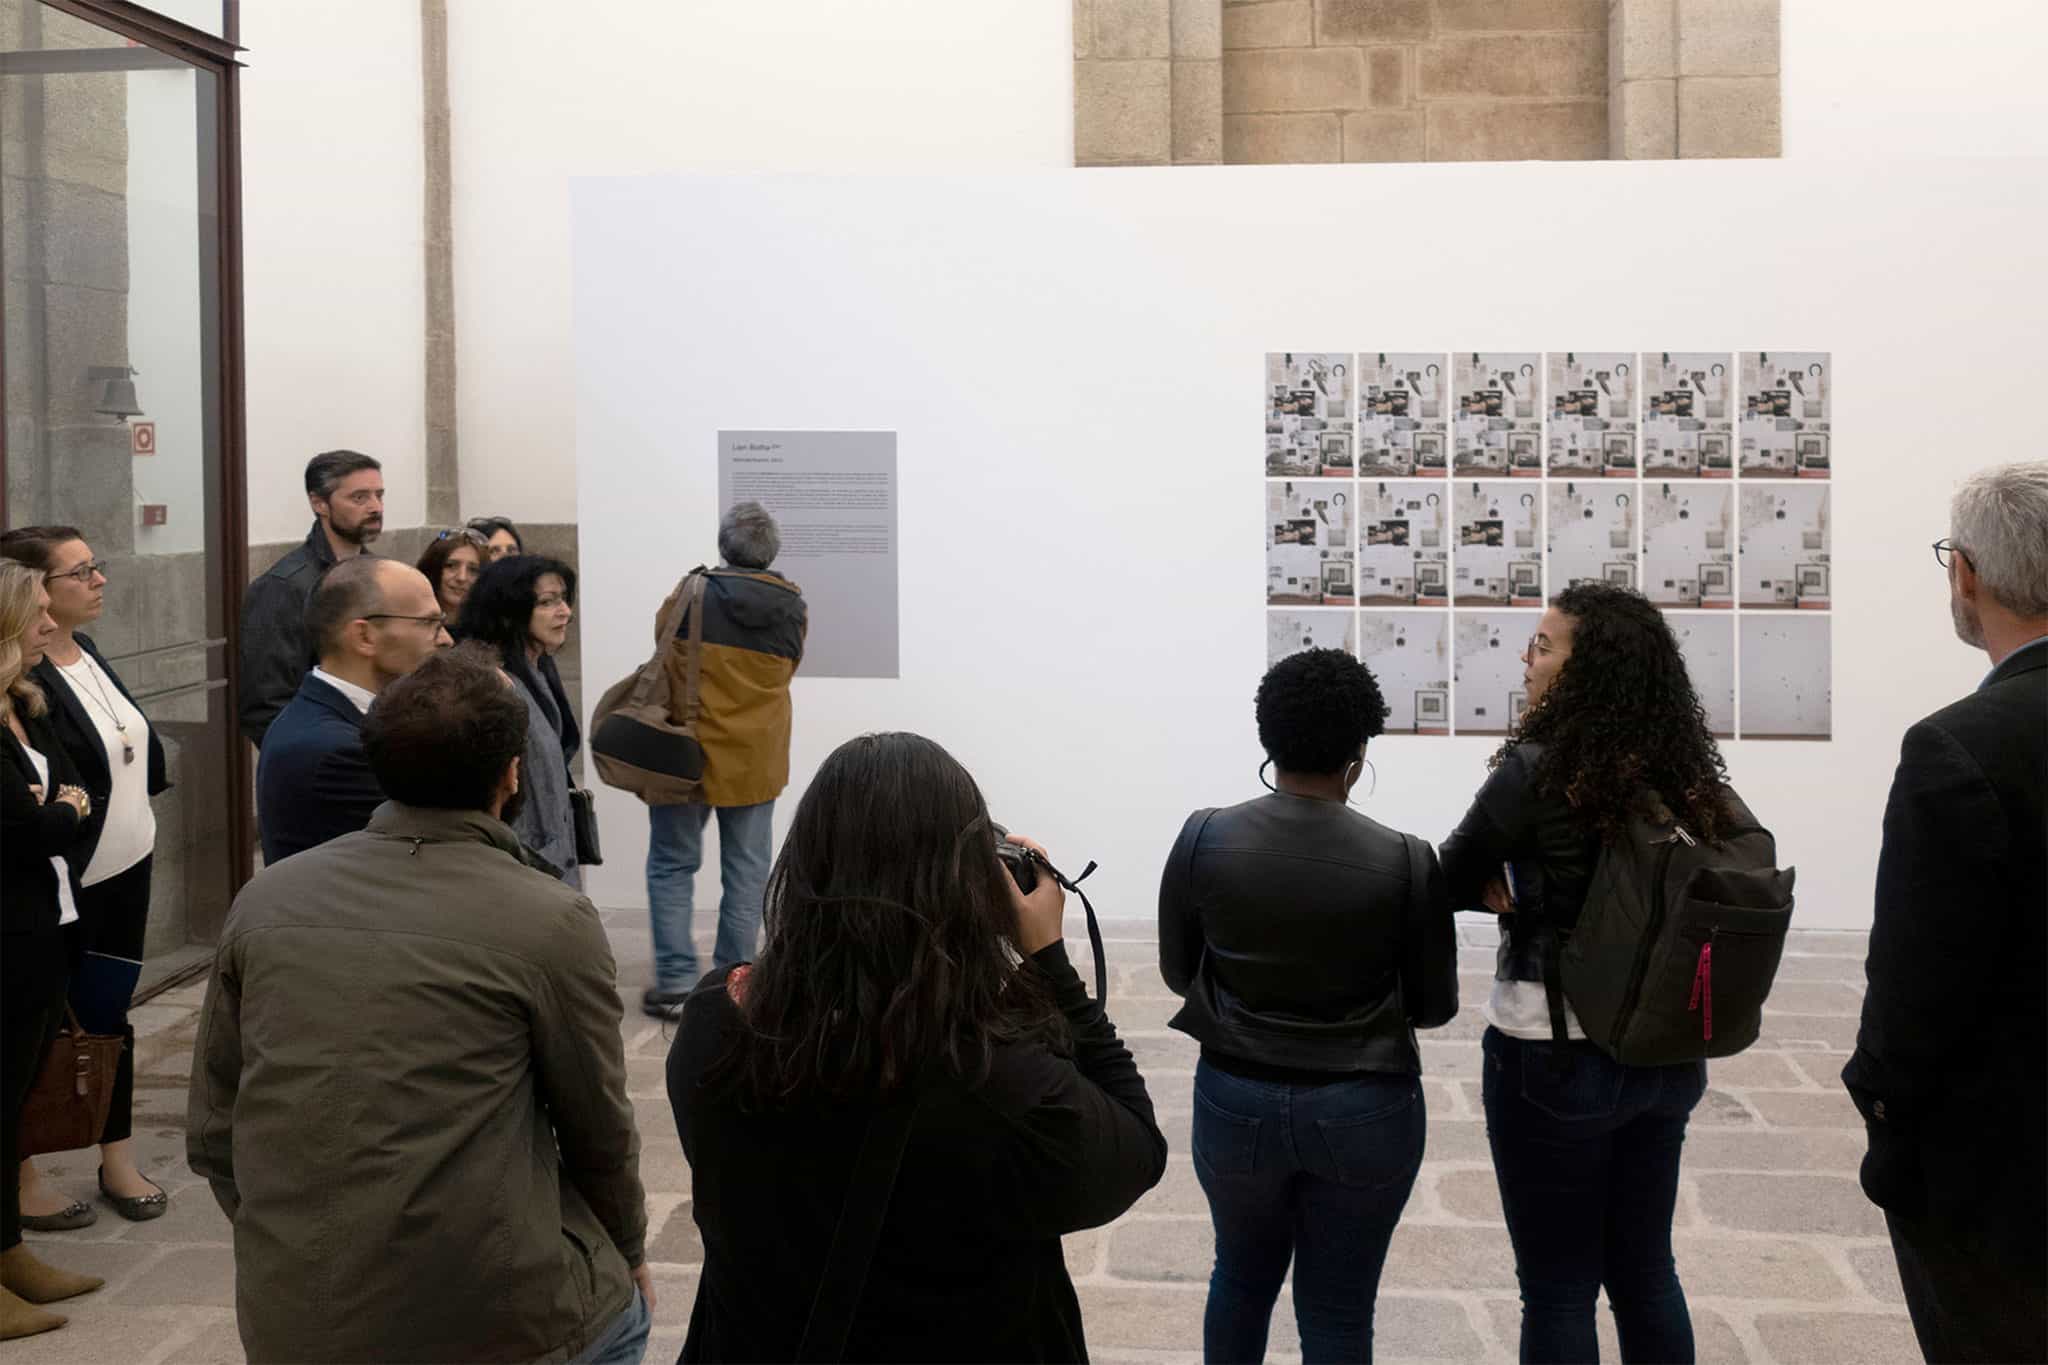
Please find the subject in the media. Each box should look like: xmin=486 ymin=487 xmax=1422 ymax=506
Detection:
xmin=0 ymin=1285 xmax=64 ymax=1340
xmin=0 ymin=1244 xmax=103 ymax=1304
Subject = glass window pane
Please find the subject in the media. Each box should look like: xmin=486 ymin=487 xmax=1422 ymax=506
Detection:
xmin=3 ymin=0 xmax=236 ymax=972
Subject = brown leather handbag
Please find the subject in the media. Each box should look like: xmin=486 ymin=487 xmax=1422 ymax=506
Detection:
xmin=20 ymin=1004 xmax=122 ymax=1157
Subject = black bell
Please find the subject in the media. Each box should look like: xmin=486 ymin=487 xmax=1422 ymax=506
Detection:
xmin=89 ymin=366 xmax=141 ymax=420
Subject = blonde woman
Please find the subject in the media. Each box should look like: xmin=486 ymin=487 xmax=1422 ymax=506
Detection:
xmin=0 ymin=561 xmax=103 ymax=1339
xmin=2 ymin=526 xmax=173 ymax=1226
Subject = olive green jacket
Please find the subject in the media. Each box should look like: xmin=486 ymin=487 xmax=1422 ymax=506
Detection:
xmin=187 ymin=803 xmax=647 ymax=1363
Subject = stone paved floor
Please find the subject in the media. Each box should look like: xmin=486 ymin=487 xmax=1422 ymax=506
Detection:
xmin=14 ymin=915 xmax=1917 ymax=1364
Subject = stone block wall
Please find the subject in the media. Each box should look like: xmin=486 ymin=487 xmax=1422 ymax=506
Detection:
xmin=1075 ymin=0 xmax=1225 ymax=166
xmin=1612 ymin=0 xmax=1781 ymax=158
xmin=1222 ymin=0 xmax=1609 ymax=163
xmin=1076 ymin=0 xmax=1780 ymax=164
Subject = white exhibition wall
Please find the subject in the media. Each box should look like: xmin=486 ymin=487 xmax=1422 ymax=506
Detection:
xmin=460 ymin=0 xmax=2048 ymax=529
xmin=573 ymin=158 xmax=2046 ymax=932
xmin=447 ymin=0 xmax=1071 ymax=524
xmin=240 ymin=0 xmax=426 ymax=542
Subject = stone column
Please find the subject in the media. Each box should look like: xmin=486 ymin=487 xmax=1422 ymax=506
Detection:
xmin=421 ymin=0 xmax=458 ymax=526
xmin=1611 ymin=0 xmax=1780 ymax=159
xmin=1074 ymin=0 xmax=1224 ymax=166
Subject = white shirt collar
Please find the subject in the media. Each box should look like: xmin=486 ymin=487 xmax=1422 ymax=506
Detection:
xmin=310 ymin=667 xmax=378 ymax=715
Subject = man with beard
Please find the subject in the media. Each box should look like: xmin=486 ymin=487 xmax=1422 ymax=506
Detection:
xmin=238 ymin=450 xmax=384 ymax=747
xmin=1844 ymin=461 xmax=2048 ymax=1363
xmin=191 ymin=644 xmax=652 ymax=1363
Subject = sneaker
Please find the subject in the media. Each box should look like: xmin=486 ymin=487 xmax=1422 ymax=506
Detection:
xmin=641 ymin=985 xmax=693 ymax=1020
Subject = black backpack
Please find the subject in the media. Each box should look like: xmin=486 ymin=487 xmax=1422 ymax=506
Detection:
xmin=1549 ymin=786 xmax=1795 ymax=1065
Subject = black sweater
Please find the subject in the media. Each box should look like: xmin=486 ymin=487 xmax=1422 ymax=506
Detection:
xmin=667 ymin=940 xmax=1168 ymax=1363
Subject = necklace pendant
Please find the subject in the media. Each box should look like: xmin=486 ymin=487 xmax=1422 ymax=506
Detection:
xmin=122 ymin=742 xmax=136 ymax=765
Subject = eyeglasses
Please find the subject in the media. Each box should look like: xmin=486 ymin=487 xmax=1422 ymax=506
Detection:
xmin=363 ymin=612 xmax=447 ymax=632
xmin=1932 ymin=539 xmax=1975 ymax=571
xmin=46 ymin=560 xmax=108 ymax=584
xmin=436 ymin=528 xmax=488 ymax=545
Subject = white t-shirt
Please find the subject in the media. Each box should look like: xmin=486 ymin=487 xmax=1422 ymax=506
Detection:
xmin=54 ymin=651 xmax=158 ymax=886
xmin=24 ymin=744 xmax=81 ymax=926
xmin=1483 ymin=978 xmax=1587 ymax=1042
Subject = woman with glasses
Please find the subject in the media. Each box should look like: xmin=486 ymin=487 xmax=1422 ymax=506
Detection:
xmin=457 ymin=556 xmax=583 ymax=886
xmin=0 ymin=529 xmax=171 ymax=1231
xmin=1440 ymin=582 xmax=1733 ymax=1363
xmin=466 ymin=517 xmax=524 ymax=563
xmin=0 ymin=561 xmax=105 ymax=1340
xmin=416 ymin=527 xmax=490 ymax=623
xmin=1161 ymin=648 xmax=1457 ymax=1362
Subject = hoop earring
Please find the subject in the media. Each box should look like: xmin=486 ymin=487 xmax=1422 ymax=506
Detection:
xmin=1343 ymin=758 xmax=1377 ymax=805
xmin=1258 ymin=758 xmax=1278 ymax=794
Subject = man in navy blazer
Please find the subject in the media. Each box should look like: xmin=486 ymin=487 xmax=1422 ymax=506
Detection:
xmin=257 ymin=557 xmax=451 ymax=863
xmin=1844 ymin=462 xmax=2048 ymax=1364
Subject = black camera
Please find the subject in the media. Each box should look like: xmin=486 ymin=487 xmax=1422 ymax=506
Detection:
xmin=992 ymin=825 xmax=1044 ymax=893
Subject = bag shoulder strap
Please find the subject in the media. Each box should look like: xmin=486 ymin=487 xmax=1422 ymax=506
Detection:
xmin=615 ymin=570 xmax=706 ymax=720
xmin=679 ymin=569 xmax=708 ymax=731
xmin=796 ymin=1093 xmax=922 ymax=1362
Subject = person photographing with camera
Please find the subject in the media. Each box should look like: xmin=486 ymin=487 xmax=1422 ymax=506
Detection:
xmin=665 ymin=731 xmax=1166 ymax=1362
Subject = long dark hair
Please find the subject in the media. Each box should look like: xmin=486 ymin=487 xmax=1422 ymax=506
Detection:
xmin=718 ymin=732 xmax=1067 ymax=1104
xmin=1495 ymin=582 xmax=1732 ymax=841
xmin=456 ymin=554 xmax=580 ymax=754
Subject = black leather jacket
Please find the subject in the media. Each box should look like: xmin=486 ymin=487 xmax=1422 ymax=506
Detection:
xmin=1158 ymin=793 xmax=1457 ymax=1076
xmin=1439 ymin=743 xmax=1601 ymax=982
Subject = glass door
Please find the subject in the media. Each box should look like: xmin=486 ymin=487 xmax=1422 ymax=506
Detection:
xmin=2 ymin=0 xmax=247 ymax=984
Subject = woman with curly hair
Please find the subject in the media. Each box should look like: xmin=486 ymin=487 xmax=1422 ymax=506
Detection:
xmin=1441 ymin=582 xmax=1733 ymax=1364
xmin=1161 ymin=648 xmax=1457 ymax=1362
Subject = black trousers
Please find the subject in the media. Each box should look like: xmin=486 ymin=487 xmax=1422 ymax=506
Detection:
xmin=69 ymin=854 xmax=152 ymax=1147
xmin=2 ymin=993 xmax=65 ymax=1251
xmin=1887 ymin=1212 xmax=2048 ymax=1364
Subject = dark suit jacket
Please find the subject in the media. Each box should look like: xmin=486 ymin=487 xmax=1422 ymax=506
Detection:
xmin=255 ymin=674 xmax=385 ymax=864
xmin=1843 ymin=638 xmax=2048 ymax=1266
xmin=30 ymin=631 xmax=171 ymax=875
xmin=239 ymin=521 xmax=378 ymax=747
xmin=2 ymin=712 xmax=88 ymax=1012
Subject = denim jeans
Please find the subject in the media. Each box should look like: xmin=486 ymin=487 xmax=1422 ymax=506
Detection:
xmin=1481 ymin=1027 xmax=1707 ymax=1364
xmin=566 ymin=1287 xmax=650 ymax=1365
xmin=647 ymin=800 xmax=775 ymax=991
xmin=1191 ymin=1057 xmax=1425 ymax=1364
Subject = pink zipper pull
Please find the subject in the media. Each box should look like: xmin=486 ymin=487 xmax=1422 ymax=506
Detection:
xmin=1688 ymin=941 xmax=1714 ymax=1041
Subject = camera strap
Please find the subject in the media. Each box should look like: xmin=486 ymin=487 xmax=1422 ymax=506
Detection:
xmin=1039 ymin=856 xmax=1107 ymax=1007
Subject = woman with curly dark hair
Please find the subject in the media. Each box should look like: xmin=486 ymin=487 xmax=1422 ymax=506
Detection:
xmin=1441 ymin=582 xmax=1733 ymax=1364
xmin=1161 ymin=648 xmax=1457 ymax=1362
xmin=667 ymin=731 xmax=1166 ymax=1361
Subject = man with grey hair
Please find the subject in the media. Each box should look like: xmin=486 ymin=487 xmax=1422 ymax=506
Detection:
xmin=1844 ymin=461 xmax=2047 ymax=1363
xmin=238 ymin=450 xmax=385 ymax=747
xmin=640 ymin=501 xmax=806 ymax=1019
